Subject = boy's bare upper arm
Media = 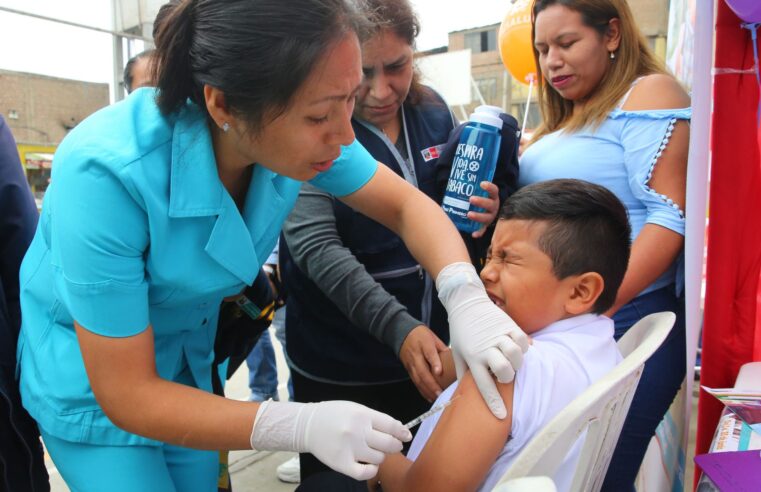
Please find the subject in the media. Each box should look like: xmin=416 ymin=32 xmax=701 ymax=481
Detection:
xmin=397 ymin=372 xmax=515 ymax=491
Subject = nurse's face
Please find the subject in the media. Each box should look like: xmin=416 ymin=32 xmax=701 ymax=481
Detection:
xmin=243 ymin=33 xmax=363 ymax=181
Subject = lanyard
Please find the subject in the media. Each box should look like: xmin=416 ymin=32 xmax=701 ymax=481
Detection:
xmin=357 ymin=110 xmax=418 ymax=188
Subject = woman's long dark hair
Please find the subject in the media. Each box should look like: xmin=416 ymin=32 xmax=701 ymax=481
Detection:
xmin=153 ymin=0 xmax=368 ymax=132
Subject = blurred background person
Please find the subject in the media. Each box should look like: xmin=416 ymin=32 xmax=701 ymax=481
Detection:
xmin=245 ymin=242 xmax=291 ymax=404
xmin=0 ymin=115 xmax=48 ymax=491
xmin=123 ymin=49 xmax=155 ymax=94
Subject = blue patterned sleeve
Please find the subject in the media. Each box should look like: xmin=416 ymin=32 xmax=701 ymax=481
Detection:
xmin=612 ymin=108 xmax=691 ymax=236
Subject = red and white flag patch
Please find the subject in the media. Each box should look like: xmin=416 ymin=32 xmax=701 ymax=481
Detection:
xmin=420 ymin=144 xmax=446 ymax=163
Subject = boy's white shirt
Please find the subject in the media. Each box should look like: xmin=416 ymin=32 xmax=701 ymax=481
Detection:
xmin=406 ymin=313 xmax=623 ymax=492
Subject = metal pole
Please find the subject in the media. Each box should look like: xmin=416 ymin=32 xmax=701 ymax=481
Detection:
xmin=470 ymin=76 xmax=487 ymax=106
xmin=458 ymin=105 xmax=469 ymax=122
xmin=682 ymin=0 xmax=714 ymax=467
xmin=112 ymin=0 xmax=125 ymax=101
xmin=0 ymin=5 xmax=151 ymax=42
xmin=520 ymin=78 xmax=533 ymax=135
xmin=501 ymin=70 xmax=509 ymax=112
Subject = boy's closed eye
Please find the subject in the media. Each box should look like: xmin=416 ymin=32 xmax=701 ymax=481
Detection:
xmin=487 ymin=249 xmax=523 ymax=266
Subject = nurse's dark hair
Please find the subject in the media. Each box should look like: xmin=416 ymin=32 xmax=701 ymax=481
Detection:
xmin=152 ymin=0 xmax=179 ymax=40
xmin=153 ymin=0 xmax=368 ymax=131
xmin=358 ymin=0 xmax=429 ymax=105
xmin=498 ymin=179 xmax=631 ymax=314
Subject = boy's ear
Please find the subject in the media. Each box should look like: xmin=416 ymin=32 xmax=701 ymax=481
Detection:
xmin=565 ymin=272 xmax=604 ymax=315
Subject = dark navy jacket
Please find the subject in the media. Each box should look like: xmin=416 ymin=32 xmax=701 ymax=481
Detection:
xmin=0 ymin=116 xmax=49 ymax=491
xmin=281 ymin=90 xmax=519 ymax=383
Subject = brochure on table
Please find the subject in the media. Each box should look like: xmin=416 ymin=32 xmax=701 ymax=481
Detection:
xmin=702 ymin=387 xmax=761 ymax=436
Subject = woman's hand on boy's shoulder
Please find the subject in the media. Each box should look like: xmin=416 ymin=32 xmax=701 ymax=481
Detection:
xmin=400 ymin=326 xmax=449 ymax=402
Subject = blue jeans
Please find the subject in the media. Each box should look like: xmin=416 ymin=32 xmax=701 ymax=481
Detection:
xmin=246 ymin=308 xmax=292 ymax=401
xmin=601 ymin=285 xmax=686 ymax=492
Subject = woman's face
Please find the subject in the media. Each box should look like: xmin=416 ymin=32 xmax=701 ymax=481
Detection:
xmin=533 ymin=4 xmax=619 ymax=104
xmin=232 ymin=33 xmax=363 ymax=181
xmin=354 ymin=29 xmax=414 ymax=129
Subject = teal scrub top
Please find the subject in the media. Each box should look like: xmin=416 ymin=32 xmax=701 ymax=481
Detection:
xmin=17 ymin=88 xmax=378 ymax=446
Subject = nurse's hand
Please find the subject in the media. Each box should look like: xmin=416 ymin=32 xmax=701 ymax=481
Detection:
xmin=466 ymin=181 xmax=500 ymax=239
xmin=250 ymin=400 xmax=411 ymax=480
xmin=436 ymin=262 xmax=529 ymax=419
xmin=399 ymin=325 xmax=448 ymax=402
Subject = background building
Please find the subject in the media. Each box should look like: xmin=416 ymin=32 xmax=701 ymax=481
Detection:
xmin=422 ymin=0 xmax=670 ymax=130
xmin=0 ymin=69 xmax=109 ymax=202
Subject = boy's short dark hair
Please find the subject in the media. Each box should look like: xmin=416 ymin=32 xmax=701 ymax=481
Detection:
xmin=499 ymin=179 xmax=631 ymax=313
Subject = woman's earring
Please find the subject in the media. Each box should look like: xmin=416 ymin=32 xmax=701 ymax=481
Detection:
xmin=222 ymin=122 xmax=230 ymax=133
xmin=610 ymin=51 xmax=616 ymax=60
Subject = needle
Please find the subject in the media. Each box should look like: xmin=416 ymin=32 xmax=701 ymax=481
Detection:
xmin=404 ymin=395 xmax=461 ymax=429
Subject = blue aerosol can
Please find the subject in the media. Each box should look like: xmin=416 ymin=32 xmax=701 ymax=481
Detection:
xmin=442 ymin=110 xmax=503 ymax=233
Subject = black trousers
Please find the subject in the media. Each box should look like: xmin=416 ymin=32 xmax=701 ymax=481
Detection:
xmin=291 ymin=369 xmax=430 ymax=482
xmin=1 ymin=365 xmax=50 ymax=492
xmin=296 ymin=471 xmax=366 ymax=492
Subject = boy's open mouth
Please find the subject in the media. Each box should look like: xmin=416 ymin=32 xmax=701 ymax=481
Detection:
xmin=486 ymin=292 xmax=505 ymax=309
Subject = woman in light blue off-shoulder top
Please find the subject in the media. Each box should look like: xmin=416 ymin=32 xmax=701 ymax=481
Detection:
xmin=522 ymin=1 xmax=691 ymax=490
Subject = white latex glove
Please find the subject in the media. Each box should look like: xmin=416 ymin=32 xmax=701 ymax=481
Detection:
xmin=250 ymin=400 xmax=411 ymax=480
xmin=437 ymin=262 xmax=529 ymax=419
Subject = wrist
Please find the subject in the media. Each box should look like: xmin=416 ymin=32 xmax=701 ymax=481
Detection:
xmin=435 ymin=262 xmax=483 ymax=308
xmin=436 ymin=262 xmax=478 ymax=288
xmin=390 ymin=314 xmax=424 ymax=356
xmin=250 ymin=400 xmax=310 ymax=452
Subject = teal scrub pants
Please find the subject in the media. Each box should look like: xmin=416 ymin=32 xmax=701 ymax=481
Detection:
xmin=41 ymin=431 xmax=218 ymax=492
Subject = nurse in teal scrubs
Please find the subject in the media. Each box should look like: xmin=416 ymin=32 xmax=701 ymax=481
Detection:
xmin=16 ymin=1 xmax=529 ymax=490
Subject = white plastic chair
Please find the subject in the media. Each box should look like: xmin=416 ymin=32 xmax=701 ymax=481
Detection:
xmin=493 ymin=312 xmax=676 ymax=492
xmin=492 ymin=476 xmax=558 ymax=492
xmin=735 ymin=361 xmax=761 ymax=390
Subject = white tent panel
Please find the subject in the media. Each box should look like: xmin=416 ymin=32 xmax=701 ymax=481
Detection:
xmin=0 ymin=0 xmax=112 ymax=30
xmin=416 ymin=49 xmax=472 ymax=107
xmin=115 ymin=0 xmax=166 ymax=34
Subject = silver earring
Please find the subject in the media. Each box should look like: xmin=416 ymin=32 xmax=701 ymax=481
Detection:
xmin=610 ymin=51 xmax=616 ymax=59
xmin=222 ymin=122 xmax=230 ymax=133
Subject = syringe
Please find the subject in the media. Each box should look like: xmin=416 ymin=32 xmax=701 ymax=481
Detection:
xmin=403 ymin=395 xmax=460 ymax=429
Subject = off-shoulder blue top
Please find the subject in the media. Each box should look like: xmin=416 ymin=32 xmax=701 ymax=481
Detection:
xmin=519 ymin=106 xmax=691 ymax=295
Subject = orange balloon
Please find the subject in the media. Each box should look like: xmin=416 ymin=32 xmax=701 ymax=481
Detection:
xmin=498 ymin=0 xmax=537 ymax=85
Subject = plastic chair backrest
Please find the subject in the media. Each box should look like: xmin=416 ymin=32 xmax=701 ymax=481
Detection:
xmin=735 ymin=361 xmax=761 ymax=390
xmin=492 ymin=476 xmax=558 ymax=492
xmin=493 ymin=312 xmax=676 ymax=492
xmin=615 ymin=312 xmax=667 ymax=357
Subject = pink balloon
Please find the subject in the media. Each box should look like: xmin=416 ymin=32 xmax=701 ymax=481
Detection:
xmin=726 ymin=0 xmax=761 ymax=23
